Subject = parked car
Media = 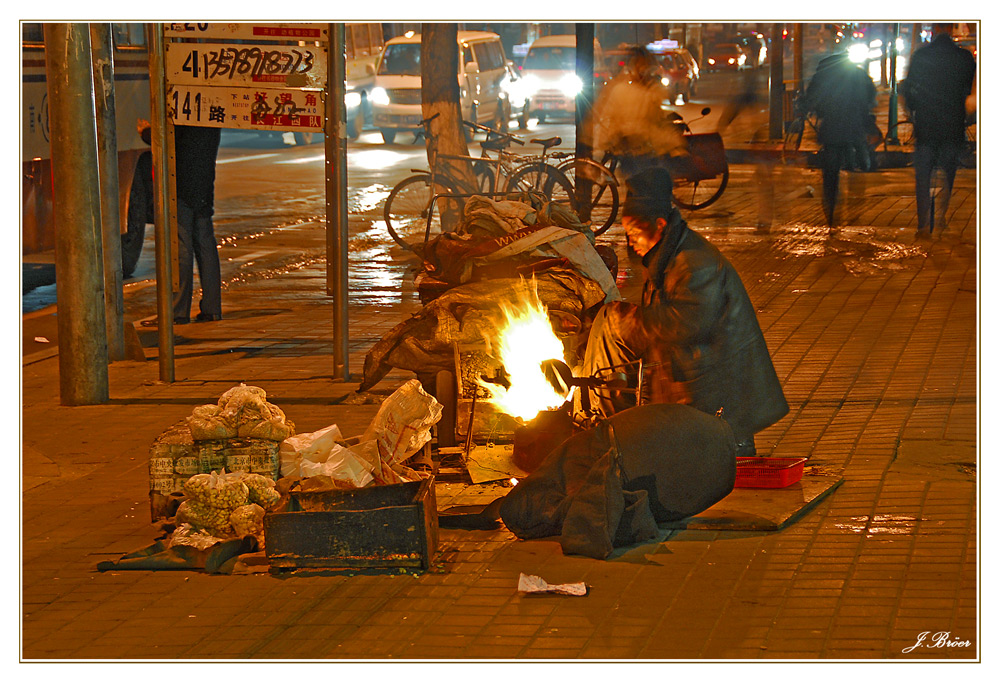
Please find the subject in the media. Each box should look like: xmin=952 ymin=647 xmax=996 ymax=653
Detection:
xmin=704 ymin=43 xmax=748 ymax=71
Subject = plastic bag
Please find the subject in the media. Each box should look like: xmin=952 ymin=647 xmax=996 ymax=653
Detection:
xmin=279 ymin=424 xmax=343 ymax=476
xmin=169 ymin=523 xmax=225 ymax=550
xmin=229 ymin=504 xmax=266 ymax=538
xmin=241 ymin=472 xmax=282 ymax=510
xmin=176 ymin=499 xmax=234 ymax=535
xmin=362 ymin=379 xmax=443 ymax=465
xmin=183 ymin=470 xmax=249 ymax=509
xmin=297 ymin=443 xmax=375 ymax=488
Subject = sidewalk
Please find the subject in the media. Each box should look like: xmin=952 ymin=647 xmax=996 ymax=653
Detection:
xmin=20 ymin=135 xmax=978 ymax=661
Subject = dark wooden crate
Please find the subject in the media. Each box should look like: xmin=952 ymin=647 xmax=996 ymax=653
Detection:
xmin=263 ymin=478 xmax=438 ymax=571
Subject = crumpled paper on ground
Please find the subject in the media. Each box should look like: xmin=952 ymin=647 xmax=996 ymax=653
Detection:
xmin=517 ymin=573 xmax=588 ymax=596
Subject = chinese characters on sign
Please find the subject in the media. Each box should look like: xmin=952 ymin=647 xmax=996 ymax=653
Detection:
xmin=166 ymin=86 xmax=325 ymax=131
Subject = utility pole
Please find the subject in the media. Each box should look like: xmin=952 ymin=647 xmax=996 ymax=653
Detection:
xmin=44 ymin=22 xmax=110 ymax=405
xmin=89 ymin=23 xmax=126 ymax=363
xmin=574 ymin=23 xmax=595 ymax=222
xmin=327 ymin=23 xmax=350 ymax=381
xmin=768 ymin=23 xmax=785 ymax=140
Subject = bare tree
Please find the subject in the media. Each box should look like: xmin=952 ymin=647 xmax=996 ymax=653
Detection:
xmin=421 ymin=24 xmax=476 ymax=228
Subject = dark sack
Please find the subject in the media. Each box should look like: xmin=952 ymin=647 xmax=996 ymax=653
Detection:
xmin=499 ymin=403 xmax=737 ymax=559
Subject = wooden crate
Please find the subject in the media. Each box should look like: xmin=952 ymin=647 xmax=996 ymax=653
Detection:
xmin=263 ymin=478 xmax=438 ymax=571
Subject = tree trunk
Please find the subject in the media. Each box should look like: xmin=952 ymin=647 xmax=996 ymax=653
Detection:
xmin=421 ymin=24 xmax=475 ymax=229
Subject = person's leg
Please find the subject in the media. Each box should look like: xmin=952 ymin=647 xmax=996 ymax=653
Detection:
xmin=575 ymin=301 xmax=648 ymax=418
xmin=172 ymin=200 xmax=195 ymax=323
xmin=934 ymin=142 xmax=961 ymax=232
xmin=192 ymin=214 xmax=222 ymax=319
xmin=913 ymin=143 xmax=934 ymax=233
xmin=820 ymin=146 xmax=841 ymax=227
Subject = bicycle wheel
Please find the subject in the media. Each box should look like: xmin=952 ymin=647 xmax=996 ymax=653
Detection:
xmin=883 ymin=120 xmax=915 ymax=150
xmin=557 ymin=157 xmax=620 ymax=236
xmin=507 ymin=163 xmax=578 ymax=215
xmin=672 ymin=168 xmax=729 ymax=210
xmin=383 ymin=174 xmax=461 ymax=254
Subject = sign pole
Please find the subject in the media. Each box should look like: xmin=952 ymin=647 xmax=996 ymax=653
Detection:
xmin=147 ymin=23 xmax=175 ymax=382
xmin=326 ymin=23 xmax=349 ymax=380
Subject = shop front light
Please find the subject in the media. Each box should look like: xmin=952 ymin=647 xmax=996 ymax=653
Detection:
xmin=848 ymin=43 xmax=870 ymax=63
xmin=558 ymin=73 xmax=583 ymax=98
xmin=728 ymin=57 xmax=736 ymax=65
xmin=707 ymin=57 xmax=716 ymax=65
xmin=660 ymin=76 xmax=671 ymax=86
xmin=370 ymin=86 xmax=390 ymax=106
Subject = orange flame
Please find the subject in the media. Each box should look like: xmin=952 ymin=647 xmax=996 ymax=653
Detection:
xmin=479 ymin=282 xmax=570 ymax=422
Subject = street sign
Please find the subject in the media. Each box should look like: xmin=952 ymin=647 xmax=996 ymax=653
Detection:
xmin=167 ymin=85 xmax=325 ymax=131
xmin=164 ymin=23 xmax=328 ymax=42
xmin=165 ymin=42 xmax=327 ymax=89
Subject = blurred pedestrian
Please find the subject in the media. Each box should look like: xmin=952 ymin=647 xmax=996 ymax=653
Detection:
xmin=805 ymin=49 xmax=877 ymax=227
xmin=900 ymin=24 xmax=976 ymax=238
xmin=173 ymin=125 xmax=223 ymax=324
xmin=576 ymin=167 xmax=788 ymax=457
xmin=590 ymin=46 xmax=685 ymax=180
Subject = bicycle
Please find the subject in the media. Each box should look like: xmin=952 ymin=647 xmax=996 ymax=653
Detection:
xmin=551 ymin=151 xmax=620 ymax=236
xmin=383 ymin=115 xmax=577 ymax=254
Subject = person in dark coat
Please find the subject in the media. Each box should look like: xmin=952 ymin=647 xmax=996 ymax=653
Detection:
xmin=805 ymin=50 xmax=877 ymax=227
xmin=173 ymin=125 xmax=223 ymax=324
xmin=900 ymin=24 xmax=976 ymax=238
xmin=576 ymin=167 xmax=788 ymax=456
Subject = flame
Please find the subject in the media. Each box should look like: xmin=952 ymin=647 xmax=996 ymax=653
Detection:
xmin=480 ymin=283 xmax=569 ymax=422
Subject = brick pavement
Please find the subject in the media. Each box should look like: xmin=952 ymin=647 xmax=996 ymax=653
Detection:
xmin=20 ymin=127 xmax=979 ymax=662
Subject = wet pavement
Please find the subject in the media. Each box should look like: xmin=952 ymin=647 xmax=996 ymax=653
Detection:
xmin=20 ymin=88 xmax=980 ymax=663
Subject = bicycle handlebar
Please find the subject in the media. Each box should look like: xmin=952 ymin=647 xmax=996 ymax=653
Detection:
xmin=462 ymin=119 xmax=525 ymax=146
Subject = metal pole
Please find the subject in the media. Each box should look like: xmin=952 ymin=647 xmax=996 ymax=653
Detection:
xmin=888 ymin=23 xmax=900 ymax=143
xmin=793 ymin=24 xmax=804 ymax=91
xmin=574 ymin=23 xmax=595 ymax=222
xmin=147 ymin=23 xmax=175 ymax=382
xmin=768 ymin=23 xmax=785 ymax=140
xmin=326 ymin=23 xmax=350 ymax=380
xmin=43 ymin=23 xmax=109 ymax=405
xmin=89 ymin=23 xmax=126 ymax=363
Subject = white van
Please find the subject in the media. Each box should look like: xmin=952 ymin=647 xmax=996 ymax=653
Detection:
xmin=519 ymin=34 xmax=604 ymax=124
xmin=370 ymin=30 xmax=509 ymax=144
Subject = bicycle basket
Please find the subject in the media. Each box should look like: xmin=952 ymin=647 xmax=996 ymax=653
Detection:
xmin=671 ymin=133 xmax=727 ymax=182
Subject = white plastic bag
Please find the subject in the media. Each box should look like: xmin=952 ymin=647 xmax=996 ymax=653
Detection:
xmin=279 ymin=424 xmax=343 ymax=476
xmin=298 ymin=443 xmax=374 ymax=488
xmin=363 ymin=379 xmax=443 ymax=465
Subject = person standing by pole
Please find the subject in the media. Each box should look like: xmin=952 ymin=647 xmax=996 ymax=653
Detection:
xmin=899 ymin=23 xmax=975 ymax=238
xmin=172 ymin=125 xmax=223 ymax=324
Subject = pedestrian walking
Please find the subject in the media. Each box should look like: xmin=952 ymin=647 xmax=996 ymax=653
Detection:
xmin=805 ymin=49 xmax=877 ymax=227
xmin=575 ymin=167 xmax=788 ymax=457
xmin=900 ymin=24 xmax=976 ymax=238
xmin=173 ymin=125 xmax=223 ymax=324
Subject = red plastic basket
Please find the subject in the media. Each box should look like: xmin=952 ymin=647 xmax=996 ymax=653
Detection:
xmin=734 ymin=457 xmax=807 ymax=489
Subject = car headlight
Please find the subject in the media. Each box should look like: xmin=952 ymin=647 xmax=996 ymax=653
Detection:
xmin=660 ymin=76 xmax=670 ymax=86
xmin=558 ymin=73 xmax=583 ymax=98
xmin=520 ymin=73 xmax=541 ymax=98
xmin=707 ymin=58 xmax=716 ymax=65
xmin=371 ymin=87 xmax=389 ymax=106
xmin=345 ymin=91 xmax=362 ymax=109
xmin=728 ymin=57 xmax=736 ymax=65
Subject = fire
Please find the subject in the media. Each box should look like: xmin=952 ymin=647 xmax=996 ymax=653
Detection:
xmin=480 ymin=283 xmax=570 ymax=422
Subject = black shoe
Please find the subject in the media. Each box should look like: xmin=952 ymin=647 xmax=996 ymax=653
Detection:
xmin=194 ymin=312 xmax=222 ymax=322
xmin=174 ymin=317 xmax=190 ymax=325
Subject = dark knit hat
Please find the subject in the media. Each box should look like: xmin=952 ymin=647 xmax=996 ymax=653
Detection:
xmin=622 ymin=167 xmax=673 ymax=218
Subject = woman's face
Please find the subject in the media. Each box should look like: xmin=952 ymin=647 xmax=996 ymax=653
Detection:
xmin=622 ymin=215 xmax=666 ymax=256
